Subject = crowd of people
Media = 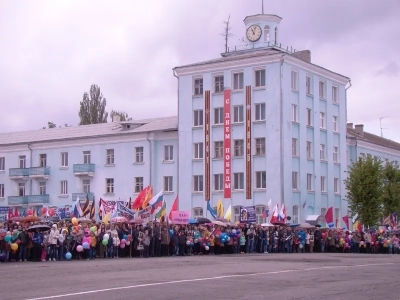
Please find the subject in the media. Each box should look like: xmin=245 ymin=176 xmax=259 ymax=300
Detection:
xmin=0 ymin=219 xmax=399 ymax=262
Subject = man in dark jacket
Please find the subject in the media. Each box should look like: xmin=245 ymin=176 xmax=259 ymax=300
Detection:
xmin=18 ymin=227 xmax=29 ymax=262
xmin=314 ymin=228 xmax=322 ymax=253
xmin=154 ymin=222 xmax=161 ymax=257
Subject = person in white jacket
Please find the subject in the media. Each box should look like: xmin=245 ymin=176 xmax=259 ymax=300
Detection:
xmin=112 ymin=231 xmax=120 ymax=258
xmin=48 ymin=224 xmax=59 ymax=261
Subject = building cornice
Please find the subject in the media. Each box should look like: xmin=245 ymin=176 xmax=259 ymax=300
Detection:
xmin=243 ymin=14 xmax=282 ymax=25
xmin=347 ymin=136 xmax=400 ymax=157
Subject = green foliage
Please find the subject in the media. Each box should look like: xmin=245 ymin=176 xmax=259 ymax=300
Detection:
xmin=42 ymin=122 xmax=70 ymax=129
xmin=345 ymin=155 xmax=384 ymax=227
xmin=79 ymin=84 xmax=108 ymax=125
xmin=110 ymin=110 xmax=132 ymax=122
xmin=382 ymin=162 xmax=400 ymax=217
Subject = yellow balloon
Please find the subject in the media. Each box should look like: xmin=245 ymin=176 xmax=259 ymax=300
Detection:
xmin=72 ymin=217 xmax=78 ymax=225
xmin=11 ymin=243 xmax=18 ymax=251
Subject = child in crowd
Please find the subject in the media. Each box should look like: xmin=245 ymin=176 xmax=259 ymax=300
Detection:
xmin=90 ymin=231 xmax=96 ymax=260
xmin=239 ymin=232 xmax=246 ymax=254
xmin=41 ymin=231 xmax=49 ymax=262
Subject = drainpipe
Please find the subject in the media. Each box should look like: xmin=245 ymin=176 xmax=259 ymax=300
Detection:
xmin=344 ymin=80 xmax=352 ymax=217
xmin=146 ymin=132 xmax=152 ymax=187
xmin=279 ymin=55 xmax=285 ymax=207
xmin=173 ymin=68 xmax=180 ymax=211
xmin=27 ymin=143 xmax=33 ymax=196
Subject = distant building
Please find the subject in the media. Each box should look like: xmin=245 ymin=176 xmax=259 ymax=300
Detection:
xmin=0 ymin=116 xmax=178 ymax=214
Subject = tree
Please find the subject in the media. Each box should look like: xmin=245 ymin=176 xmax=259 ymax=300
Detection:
xmin=110 ymin=110 xmax=132 ymax=122
xmin=42 ymin=122 xmax=70 ymax=129
xmin=79 ymin=84 xmax=108 ymax=125
xmin=381 ymin=162 xmax=400 ymax=217
xmin=344 ymin=155 xmax=384 ymax=227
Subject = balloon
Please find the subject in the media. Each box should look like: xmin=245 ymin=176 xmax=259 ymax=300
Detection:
xmin=82 ymin=242 xmax=90 ymax=249
xmin=4 ymin=236 xmax=11 ymax=243
xmin=48 ymin=208 xmax=55 ymax=217
xmin=103 ymin=234 xmax=110 ymax=240
xmin=198 ymin=237 xmax=203 ymax=242
xmin=121 ymin=239 xmax=126 ymax=244
xmin=194 ymin=239 xmax=198 ymax=243
xmin=186 ymin=240 xmax=191 ymax=246
xmin=123 ymin=235 xmax=128 ymax=240
xmin=227 ymin=237 xmax=230 ymax=241
xmin=299 ymin=244 xmax=303 ymax=249
xmin=120 ymin=243 xmax=125 ymax=249
xmin=26 ymin=209 xmax=33 ymax=216
xmin=72 ymin=217 xmax=78 ymax=225
xmin=41 ymin=207 xmax=48 ymax=216
xmin=205 ymin=246 xmax=209 ymax=251
xmin=65 ymin=252 xmax=72 ymax=260
xmin=90 ymin=226 xmax=96 ymax=232
xmin=11 ymin=243 xmax=18 ymax=251
xmin=102 ymin=239 xmax=108 ymax=246
xmin=76 ymin=245 xmax=83 ymax=252
xmin=231 ymin=229 xmax=237 ymax=234
xmin=169 ymin=230 xmax=174 ymax=236
xmin=126 ymin=241 xmax=131 ymax=246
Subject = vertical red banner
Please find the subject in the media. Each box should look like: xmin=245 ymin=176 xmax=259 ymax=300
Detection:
xmin=204 ymin=91 xmax=211 ymax=201
xmin=224 ymin=89 xmax=231 ymax=199
xmin=245 ymin=86 xmax=252 ymax=200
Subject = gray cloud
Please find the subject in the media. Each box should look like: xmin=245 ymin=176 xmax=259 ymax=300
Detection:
xmin=0 ymin=0 xmax=399 ymax=142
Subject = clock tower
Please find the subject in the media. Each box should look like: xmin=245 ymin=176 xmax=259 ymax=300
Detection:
xmin=244 ymin=14 xmax=282 ymax=50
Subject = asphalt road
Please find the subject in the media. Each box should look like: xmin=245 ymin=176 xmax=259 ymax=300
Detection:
xmin=1 ymin=253 xmax=399 ymax=300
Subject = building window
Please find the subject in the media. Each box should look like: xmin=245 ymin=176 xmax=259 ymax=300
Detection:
xmin=255 ymin=171 xmax=266 ymax=189
xmin=39 ymin=181 xmax=46 ymax=195
xmin=332 ymin=86 xmax=338 ymax=104
xmin=214 ymin=174 xmax=223 ymax=191
xmin=39 ymin=154 xmax=47 ymax=167
xmin=135 ymin=177 xmax=143 ymax=193
xmin=255 ymin=103 xmax=266 ymax=121
xmin=193 ymin=143 xmax=204 ymax=159
xmin=319 ymin=81 xmax=326 ymax=99
xmin=292 ymin=172 xmax=298 ymax=190
xmin=292 ymin=138 xmax=298 ymax=157
xmin=193 ymin=109 xmax=203 ymax=127
xmin=293 ymin=205 xmax=299 ymax=223
xmin=233 ymin=72 xmax=244 ymax=90
xmin=306 ymin=141 xmax=313 ymax=159
xmin=83 ymin=179 xmax=90 ymax=193
xmin=106 ymin=149 xmax=114 ymax=165
xmin=135 ymin=147 xmax=144 ymax=163
xmin=333 ymin=146 xmax=339 ymax=163
xmin=214 ymin=107 xmax=224 ymax=125
xmin=334 ymin=178 xmax=339 ymax=194
xmin=61 ymin=152 xmax=68 ymax=167
xmin=234 ymin=140 xmax=244 ymax=157
xmin=321 ymin=176 xmax=326 ymax=192
xmin=233 ymin=172 xmax=244 ymax=190
xmin=0 ymin=184 xmax=4 ymax=198
xmin=291 ymin=70 xmax=298 ymax=91
xmin=320 ymin=144 xmax=326 ymax=161
xmin=19 ymin=155 xmax=26 ymax=169
xmin=193 ymin=78 xmax=203 ymax=96
xmin=255 ymin=138 xmax=266 ymax=155
xmin=306 ymin=76 xmax=312 ymax=95
xmin=320 ymin=112 xmax=325 ymax=129
xmin=106 ymin=178 xmax=114 ymax=194
xmin=193 ymin=175 xmax=204 ymax=192
xmin=60 ymin=181 xmax=68 ymax=195
xmin=0 ymin=157 xmax=4 ymax=171
xmin=307 ymin=173 xmax=313 ymax=191
xmin=233 ymin=105 xmax=244 ymax=123
xmin=164 ymin=176 xmax=173 ymax=192
xmin=256 ymin=205 xmax=266 ymax=224
xmin=306 ymin=108 xmax=312 ymax=126
xmin=18 ymin=182 xmax=25 ymax=196
xmin=214 ymin=75 xmax=224 ymax=93
xmin=333 ymin=116 xmax=338 ymax=132
xmin=83 ymin=151 xmax=91 ymax=164
xmin=193 ymin=207 xmax=203 ymax=217
xmin=254 ymin=69 xmax=266 ymax=87
xmin=214 ymin=141 xmax=223 ymax=158
xmin=233 ymin=206 xmax=240 ymax=222
xmin=292 ymin=104 xmax=298 ymax=122
xmin=264 ymin=25 xmax=270 ymax=42
xmin=335 ymin=208 xmax=340 ymax=227
xmin=164 ymin=145 xmax=173 ymax=161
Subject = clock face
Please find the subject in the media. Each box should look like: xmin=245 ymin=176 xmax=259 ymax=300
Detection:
xmin=246 ymin=25 xmax=262 ymax=42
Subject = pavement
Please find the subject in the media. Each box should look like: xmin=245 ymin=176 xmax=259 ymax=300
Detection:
xmin=1 ymin=253 xmax=399 ymax=300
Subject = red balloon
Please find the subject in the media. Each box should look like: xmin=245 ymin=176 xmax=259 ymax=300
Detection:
xmin=26 ymin=209 xmax=33 ymax=216
xmin=48 ymin=208 xmax=55 ymax=217
xmin=41 ymin=207 xmax=47 ymax=215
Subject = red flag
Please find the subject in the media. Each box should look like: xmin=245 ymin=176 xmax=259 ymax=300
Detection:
xmin=132 ymin=186 xmax=151 ymax=210
xmin=357 ymin=221 xmax=363 ymax=232
xmin=325 ymin=207 xmax=333 ymax=225
xmin=168 ymin=196 xmax=178 ymax=222
xmin=342 ymin=215 xmax=349 ymax=229
xmin=14 ymin=207 xmax=19 ymax=217
xmin=7 ymin=208 xmax=14 ymax=220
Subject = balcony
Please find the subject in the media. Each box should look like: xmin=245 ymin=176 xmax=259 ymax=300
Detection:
xmin=72 ymin=192 xmax=95 ymax=202
xmin=8 ymin=196 xmax=28 ymax=205
xmin=29 ymin=167 xmax=50 ymax=180
xmin=9 ymin=168 xmax=30 ymax=180
xmin=73 ymin=164 xmax=95 ymax=177
xmin=27 ymin=194 xmax=50 ymax=205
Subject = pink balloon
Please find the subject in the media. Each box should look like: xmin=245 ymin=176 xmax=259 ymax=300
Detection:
xmin=120 ymin=244 xmax=125 ymax=249
xmin=121 ymin=239 xmax=126 ymax=244
xmin=198 ymin=238 xmax=203 ymax=242
xmin=76 ymin=245 xmax=83 ymax=252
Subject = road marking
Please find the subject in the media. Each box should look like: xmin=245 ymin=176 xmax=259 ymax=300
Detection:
xmin=26 ymin=262 xmax=397 ymax=300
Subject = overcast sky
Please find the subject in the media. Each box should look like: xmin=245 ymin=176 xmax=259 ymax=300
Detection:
xmin=0 ymin=0 xmax=399 ymax=141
